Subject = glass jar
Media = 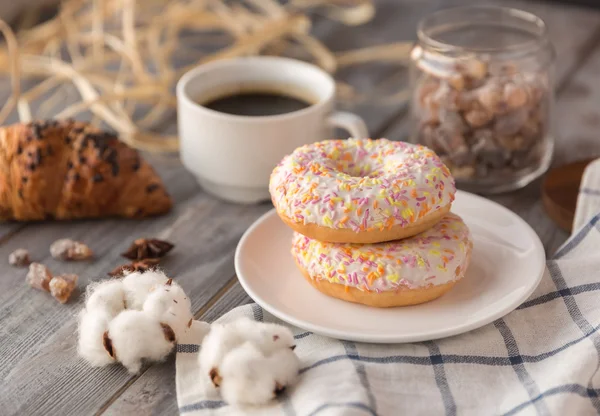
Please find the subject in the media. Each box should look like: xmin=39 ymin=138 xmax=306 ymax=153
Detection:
xmin=409 ymin=6 xmax=556 ymax=194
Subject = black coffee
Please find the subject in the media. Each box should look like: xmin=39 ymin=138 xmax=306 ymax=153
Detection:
xmin=201 ymin=91 xmax=312 ymax=116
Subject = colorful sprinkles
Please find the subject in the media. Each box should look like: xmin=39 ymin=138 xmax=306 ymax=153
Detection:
xmin=292 ymin=213 xmax=473 ymax=292
xmin=269 ymin=139 xmax=456 ymax=231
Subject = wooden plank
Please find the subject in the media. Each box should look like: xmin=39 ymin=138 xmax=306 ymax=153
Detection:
xmin=0 ymin=157 xmax=271 ymax=415
xmin=551 ymin=43 xmax=600 ymax=166
xmin=102 ymin=283 xmax=251 ymax=416
xmin=487 ymin=182 xmax=569 ymax=257
xmin=0 ymin=223 xmax=26 ymax=243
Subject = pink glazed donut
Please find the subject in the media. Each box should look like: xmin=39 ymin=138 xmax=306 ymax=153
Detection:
xmin=269 ymin=138 xmax=456 ymax=243
xmin=291 ymin=213 xmax=473 ymax=307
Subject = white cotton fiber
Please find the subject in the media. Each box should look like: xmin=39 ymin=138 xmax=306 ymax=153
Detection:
xmin=106 ymin=310 xmax=176 ymax=374
xmin=219 ymin=342 xmax=278 ymax=406
xmin=199 ymin=322 xmax=246 ymax=385
xmin=85 ymin=280 xmax=126 ymax=318
xmin=197 ymin=317 xmax=301 ymax=405
xmin=77 ymin=309 xmax=115 ymax=367
xmin=121 ymin=270 xmax=169 ymax=310
xmin=143 ymin=280 xmax=193 ymax=340
xmin=199 ymin=317 xmax=296 ymax=380
xmin=231 ymin=318 xmax=296 ymax=355
xmin=266 ymin=348 xmax=300 ymax=391
xmin=77 ymin=273 xmax=196 ymax=373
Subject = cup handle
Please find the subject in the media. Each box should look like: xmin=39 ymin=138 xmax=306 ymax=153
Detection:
xmin=327 ymin=111 xmax=369 ymax=139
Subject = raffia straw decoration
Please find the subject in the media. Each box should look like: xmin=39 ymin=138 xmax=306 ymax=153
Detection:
xmin=0 ymin=0 xmax=410 ymax=153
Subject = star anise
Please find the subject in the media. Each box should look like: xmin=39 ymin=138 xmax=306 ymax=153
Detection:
xmin=108 ymin=258 xmax=160 ymax=277
xmin=121 ymin=238 xmax=174 ymax=260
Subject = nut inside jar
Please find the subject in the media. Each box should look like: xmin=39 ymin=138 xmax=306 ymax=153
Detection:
xmin=414 ymin=57 xmax=550 ymax=182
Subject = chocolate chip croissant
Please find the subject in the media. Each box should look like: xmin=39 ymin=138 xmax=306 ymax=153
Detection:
xmin=0 ymin=120 xmax=172 ymax=221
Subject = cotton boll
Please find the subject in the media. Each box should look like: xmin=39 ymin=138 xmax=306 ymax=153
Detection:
xmin=266 ymin=348 xmax=300 ymax=392
xmin=107 ymin=310 xmax=176 ymax=374
xmin=199 ymin=318 xmax=298 ymax=386
xmin=219 ymin=342 xmax=278 ymax=406
xmin=85 ymin=280 xmax=126 ymax=318
xmin=121 ymin=270 xmax=169 ymax=310
xmin=77 ymin=309 xmax=115 ymax=367
xmin=143 ymin=279 xmax=193 ymax=340
xmin=231 ymin=318 xmax=296 ymax=355
xmin=199 ymin=323 xmax=247 ymax=386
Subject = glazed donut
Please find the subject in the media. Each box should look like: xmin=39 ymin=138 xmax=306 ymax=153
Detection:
xmin=291 ymin=213 xmax=472 ymax=308
xmin=270 ymin=138 xmax=455 ymax=244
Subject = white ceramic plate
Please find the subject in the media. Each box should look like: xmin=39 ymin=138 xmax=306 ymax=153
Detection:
xmin=235 ymin=190 xmax=545 ymax=343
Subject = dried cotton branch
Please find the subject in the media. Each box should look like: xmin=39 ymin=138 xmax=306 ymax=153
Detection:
xmin=290 ymin=0 xmax=375 ymax=25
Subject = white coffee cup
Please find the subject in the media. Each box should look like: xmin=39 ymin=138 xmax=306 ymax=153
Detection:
xmin=176 ymin=56 xmax=368 ymax=204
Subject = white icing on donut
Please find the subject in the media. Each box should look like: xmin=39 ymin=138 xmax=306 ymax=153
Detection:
xmin=292 ymin=213 xmax=472 ymax=292
xmin=270 ymin=138 xmax=456 ymax=232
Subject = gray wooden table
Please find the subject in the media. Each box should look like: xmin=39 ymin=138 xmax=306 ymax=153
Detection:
xmin=2 ymin=0 xmax=600 ymax=414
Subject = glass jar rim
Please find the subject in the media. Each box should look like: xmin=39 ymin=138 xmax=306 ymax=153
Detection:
xmin=417 ymin=5 xmax=548 ymax=54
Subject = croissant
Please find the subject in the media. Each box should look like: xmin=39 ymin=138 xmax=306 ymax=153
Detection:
xmin=0 ymin=120 xmax=172 ymax=221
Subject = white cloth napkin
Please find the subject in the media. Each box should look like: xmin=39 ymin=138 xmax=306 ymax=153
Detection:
xmin=176 ymin=160 xmax=600 ymax=416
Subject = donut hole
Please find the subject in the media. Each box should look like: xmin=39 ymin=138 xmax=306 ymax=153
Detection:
xmin=328 ymin=150 xmax=383 ymax=178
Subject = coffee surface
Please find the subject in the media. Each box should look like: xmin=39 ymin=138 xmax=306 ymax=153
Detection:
xmin=201 ymin=92 xmax=311 ymax=116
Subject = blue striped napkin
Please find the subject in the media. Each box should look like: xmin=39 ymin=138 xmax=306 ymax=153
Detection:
xmin=176 ymin=159 xmax=600 ymax=415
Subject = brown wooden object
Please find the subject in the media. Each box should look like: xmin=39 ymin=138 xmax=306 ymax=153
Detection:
xmin=542 ymin=158 xmax=595 ymax=232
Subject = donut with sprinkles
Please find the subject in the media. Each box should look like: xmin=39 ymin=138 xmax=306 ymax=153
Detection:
xmin=269 ymin=138 xmax=456 ymax=243
xmin=292 ymin=213 xmax=472 ymax=307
